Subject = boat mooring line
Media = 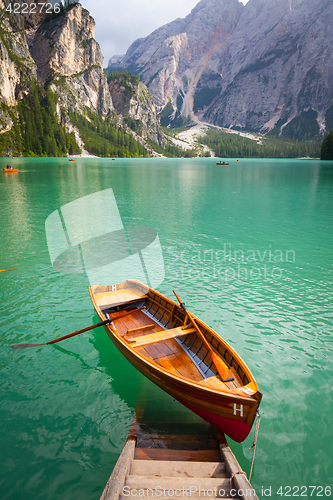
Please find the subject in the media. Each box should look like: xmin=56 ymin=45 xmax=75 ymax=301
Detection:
xmin=229 ymin=471 xmax=247 ymax=486
xmin=249 ymin=410 xmax=261 ymax=481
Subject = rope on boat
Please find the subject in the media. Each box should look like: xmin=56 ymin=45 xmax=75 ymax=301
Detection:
xmin=249 ymin=410 xmax=261 ymax=482
xmin=230 ymin=471 xmax=247 ymax=486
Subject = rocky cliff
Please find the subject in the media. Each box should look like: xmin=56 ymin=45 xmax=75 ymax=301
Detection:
xmin=0 ymin=0 xmax=38 ymax=130
xmin=27 ymin=2 xmax=113 ymax=116
xmin=111 ymin=0 xmax=243 ymax=122
xmin=205 ymin=0 xmax=333 ymax=135
xmin=109 ymin=0 xmax=333 ymax=136
xmin=0 ymin=0 xmax=164 ymax=153
xmin=0 ymin=0 xmax=111 ymax=126
xmin=108 ymin=72 xmax=164 ymax=145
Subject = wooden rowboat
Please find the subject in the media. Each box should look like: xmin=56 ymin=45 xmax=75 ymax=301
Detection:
xmin=216 ymin=162 xmax=229 ymax=165
xmin=89 ymin=280 xmax=262 ymax=443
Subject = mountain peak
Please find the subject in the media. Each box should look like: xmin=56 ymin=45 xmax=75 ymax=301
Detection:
xmin=109 ymin=0 xmax=333 ymax=136
xmin=108 ymin=0 xmax=243 ymax=121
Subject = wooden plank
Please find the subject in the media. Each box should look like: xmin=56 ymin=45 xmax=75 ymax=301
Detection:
xmin=136 ymin=434 xmax=218 ymax=450
xmin=130 ymin=333 xmax=203 ymax=381
xmin=130 ymin=459 xmax=226 ymax=478
xmin=136 ymin=340 xmax=179 ymax=366
xmin=146 ymin=296 xmax=169 ymax=310
xmin=98 ymin=290 xmax=148 ymax=308
xmin=199 ymin=375 xmax=225 ymax=390
xmin=117 ymin=311 xmax=160 ymax=334
xmin=95 ymin=295 xmax=110 ymax=307
xmin=217 ymin=432 xmax=259 ymax=500
xmin=100 ymin=299 xmax=144 ymax=312
xmin=149 ymin=339 xmax=174 ymax=357
xmin=100 ymin=437 xmax=136 ymax=500
xmin=199 ymin=373 xmax=239 ymax=392
xmin=120 ymin=495 xmax=237 ymax=500
xmin=127 ymin=327 xmax=189 ymax=347
xmin=157 ymin=356 xmax=184 ymax=378
xmin=136 ymin=342 xmax=162 ymax=363
xmin=126 ymin=324 xmax=155 ymax=335
xmin=113 ymin=316 xmax=137 ymax=335
xmin=166 ymin=347 xmax=204 ymax=381
xmin=134 ymin=448 xmax=221 ymax=462
xmin=102 ymin=306 xmax=144 ymax=319
xmin=114 ymin=311 xmax=156 ymax=336
xmin=229 ymin=368 xmax=243 ymax=389
xmin=125 ymin=475 xmax=232 ymax=493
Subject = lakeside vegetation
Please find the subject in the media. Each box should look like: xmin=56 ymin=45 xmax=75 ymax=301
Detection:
xmin=69 ymin=110 xmax=147 ymax=158
xmin=0 ymin=82 xmax=81 ymax=157
xmin=321 ymin=131 xmax=333 ymax=160
xmin=147 ymin=138 xmax=196 ymax=158
xmin=0 ymin=81 xmax=147 ymax=158
xmin=0 ymin=70 xmax=189 ymax=158
xmin=0 ymin=72 xmax=330 ymax=160
xmin=198 ymin=128 xmax=321 ymax=158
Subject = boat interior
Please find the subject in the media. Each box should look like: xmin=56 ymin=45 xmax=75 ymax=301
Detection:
xmin=91 ymin=283 xmax=251 ymax=392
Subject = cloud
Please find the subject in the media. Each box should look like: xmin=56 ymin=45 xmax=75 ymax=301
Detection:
xmin=81 ymin=0 xmax=249 ymax=64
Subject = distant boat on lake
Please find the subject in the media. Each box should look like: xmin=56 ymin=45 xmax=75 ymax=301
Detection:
xmin=3 ymin=166 xmax=18 ymax=173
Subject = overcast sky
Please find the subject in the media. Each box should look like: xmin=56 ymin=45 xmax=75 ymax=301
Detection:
xmin=81 ymin=0 xmax=249 ymax=66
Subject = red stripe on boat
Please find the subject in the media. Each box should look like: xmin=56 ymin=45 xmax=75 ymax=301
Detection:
xmin=176 ymin=397 xmax=251 ymax=443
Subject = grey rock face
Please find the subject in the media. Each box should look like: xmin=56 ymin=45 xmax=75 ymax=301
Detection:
xmin=0 ymin=1 xmax=112 ymax=119
xmin=206 ymin=0 xmax=333 ymax=132
xmin=114 ymin=0 xmax=333 ymax=134
xmin=0 ymin=0 xmax=164 ymax=149
xmin=0 ymin=0 xmax=38 ymax=109
xmin=28 ymin=3 xmax=113 ymax=116
xmin=109 ymin=77 xmax=165 ymax=145
xmin=112 ymin=0 xmax=243 ymax=114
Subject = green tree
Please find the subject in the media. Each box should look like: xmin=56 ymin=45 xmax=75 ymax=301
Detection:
xmin=321 ymin=131 xmax=333 ymax=160
xmin=17 ymin=82 xmax=81 ymax=157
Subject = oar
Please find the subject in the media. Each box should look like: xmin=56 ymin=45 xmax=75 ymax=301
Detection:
xmin=173 ymin=290 xmax=234 ymax=383
xmin=10 ymin=306 xmax=144 ymax=350
xmin=10 ymin=318 xmax=112 ymax=349
xmin=0 ymin=267 xmax=18 ymax=272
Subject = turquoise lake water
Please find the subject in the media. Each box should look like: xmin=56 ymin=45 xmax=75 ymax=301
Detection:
xmin=0 ymin=157 xmax=332 ymax=499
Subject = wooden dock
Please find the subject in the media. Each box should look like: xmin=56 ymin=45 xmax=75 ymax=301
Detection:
xmin=100 ymin=417 xmax=258 ymax=500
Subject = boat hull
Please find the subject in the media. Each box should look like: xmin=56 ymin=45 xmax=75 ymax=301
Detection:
xmin=102 ymin=324 xmax=258 ymax=442
xmin=174 ymin=397 xmax=251 ymax=442
xmin=90 ymin=280 xmax=262 ymax=442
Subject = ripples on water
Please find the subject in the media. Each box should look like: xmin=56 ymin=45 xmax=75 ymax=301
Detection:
xmin=0 ymin=158 xmax=332 ymax=499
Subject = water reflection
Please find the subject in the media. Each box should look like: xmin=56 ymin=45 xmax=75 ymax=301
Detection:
xmin=1 ymin=158 xmax=333 ymax=500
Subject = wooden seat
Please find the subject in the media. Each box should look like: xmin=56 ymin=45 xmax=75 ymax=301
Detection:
xmin=125 ymin=327 xmax=196 ymax=348
xmin=91 ymin=284 xmax=148 ymax=309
